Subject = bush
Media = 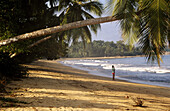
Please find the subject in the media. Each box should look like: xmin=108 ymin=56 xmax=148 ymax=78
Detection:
xmin=0 ymin=51 xmax=28 ymax=79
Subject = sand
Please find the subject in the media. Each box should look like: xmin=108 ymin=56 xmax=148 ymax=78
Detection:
xmin=0 ymin=59 xmax=170 ymax=111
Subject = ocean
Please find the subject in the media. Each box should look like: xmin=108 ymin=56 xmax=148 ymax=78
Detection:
xmin=61 ymin=55 xmax=170 ymax=87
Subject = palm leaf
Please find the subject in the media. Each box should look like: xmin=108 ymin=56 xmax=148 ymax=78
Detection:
xmin=58 ymin=0 xmax=102 ymax=46
xmin=108 ymin=0 xmax=169 ymax=65
xmin=82 ymin=1 xmax=103 ymax=16
xmin=138 ymin=0 xmax=169 ymax=66
xmin=112 ymin=0 xmax=140 ymax=47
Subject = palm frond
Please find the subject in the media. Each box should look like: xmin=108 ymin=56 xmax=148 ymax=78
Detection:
xmin=138 ymin=0 xmax=169 ymax=66
xmin=109 ymin=0 xmax=169 ymax=65
xmin=82 ymin=26 xmax=92 ymax=43
xmin=82 ymin=10 xmax=95 ymax=19
xmin=81 ymin=11 xmax=101 ymax=34
xmin=82 ymin=1 xmax=103 ymax=16
xmin=57 ymin=0 xmax=103 ymax=46
xmin=113 ymin=0 xmax=140 ymax=47
xmin=58 ymin=0 xmax=71 ymax=11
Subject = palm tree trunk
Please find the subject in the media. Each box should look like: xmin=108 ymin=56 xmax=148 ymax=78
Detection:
xmin=10 ymin=36 xmax=52 ymax=58
xmin=0 ymin=16 xmax=118 ymax=47
xmin=27 ymin=36 xmax=52 ymax=48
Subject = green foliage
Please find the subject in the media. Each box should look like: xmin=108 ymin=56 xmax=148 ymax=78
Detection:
xmin=0 ymin=0 xmax=103 ymax=63
xmin=68 ymin=40 xmax=142 ymax=58
xmin=0 ymin=51 xmax=28 ymax=79
xmin=15 ymin=36 xmax=68 ymax=63
xmin=58 ymin=0 xmax=103 ymax=44
xmin=0 ymin=0 xmax=68 ymax=62
xmin=107 ymin=0 xmax=169 ymax=66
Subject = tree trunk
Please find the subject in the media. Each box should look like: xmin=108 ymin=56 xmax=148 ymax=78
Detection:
xmin=27 ymin=36 xmax=52 ymax=48
xmin=10 ymin=36 xmax=52 ymax=58
xmin=0 ymin=16 xmax=118 ymax=47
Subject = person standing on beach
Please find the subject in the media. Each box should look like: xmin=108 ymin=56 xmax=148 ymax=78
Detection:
xmin=112 ymin=65 xmax=115 ymax=80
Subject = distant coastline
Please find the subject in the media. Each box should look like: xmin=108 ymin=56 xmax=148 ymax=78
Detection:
xmin=59 ymin=55 xmax=144 ymax=61
xmin=60 ymin=52 xmax=170 ymax=61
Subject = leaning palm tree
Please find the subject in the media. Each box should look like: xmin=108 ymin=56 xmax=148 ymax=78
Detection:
xmin=58 ymin=0 xmax=103 ymax=45
xmin=0 ymin=0 xmax=169 ymax=65
xmin=8 ymin=0 xmax=103 ymax=58
xmin=0 ymin=16 xmax=118 ymax=46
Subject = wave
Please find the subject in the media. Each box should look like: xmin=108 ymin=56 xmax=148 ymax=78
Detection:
xmin=61 ymin=56 xmax=170 ymax=87
xmin=63 ymin=59 xmax=170 ymax=74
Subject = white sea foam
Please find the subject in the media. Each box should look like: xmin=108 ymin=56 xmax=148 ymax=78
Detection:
xmin=100 ymin=63 xmax=169 ymax=74
xmin=114 ymin=66 xmax=170 ymax=74
xmin=63 ymin=59 xmax=170 ymax=74
xmin=61 ymin=55 xmax=170 ymax=87
xmin=75 ymin=62 xmax=100 ymax=66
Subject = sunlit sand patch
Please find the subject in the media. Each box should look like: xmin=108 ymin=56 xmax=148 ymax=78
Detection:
xmin=1 ymin=59 xmax=170 ymax=111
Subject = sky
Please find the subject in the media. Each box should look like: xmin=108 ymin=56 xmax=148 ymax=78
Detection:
xmin=91 ymin=21 xmax=122 ymax=42
xmin=91 ymin=0 xmax=122 ymax=42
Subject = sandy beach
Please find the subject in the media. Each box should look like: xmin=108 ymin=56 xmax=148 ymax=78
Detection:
xmin=0 ymin=59 xmax=170 ymax=111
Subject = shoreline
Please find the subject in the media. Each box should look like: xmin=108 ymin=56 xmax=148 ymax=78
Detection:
xmin=1 ymin=59 xmax=170 ymax=111
xmin=59 ymin=56 xmax=170 ymax=88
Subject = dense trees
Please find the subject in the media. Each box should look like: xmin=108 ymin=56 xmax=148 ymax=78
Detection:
xmin=0 ymin=0 xmax=103 ymax=60
xmin=68 ymin=40 xmax=142 ymax=58
xmin=0 ymin=0 xmax=103 ymax=83
xmin=0 ymin=0 xmax=62 ymax=58
xmin=0 ymin=0 xmax=59 ymax=88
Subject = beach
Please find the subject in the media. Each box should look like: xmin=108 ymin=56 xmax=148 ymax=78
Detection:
xmin=61 ymin=55 xmax=170 ymax=87
xmin=1 ymin=59 xmax=170 ymax=111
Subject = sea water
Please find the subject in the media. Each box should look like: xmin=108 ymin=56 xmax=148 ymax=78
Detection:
xmin=61 ymin=55 xmax=170 ymax=87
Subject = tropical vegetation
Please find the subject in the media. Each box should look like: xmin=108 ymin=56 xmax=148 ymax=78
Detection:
xmin=68 ymin=40 xmax=143 ymax=58
xmin=0 ymin=0 xmax=103 ymax=90
xmin=0 ymin=0 xmax=169 ymax=90
xmin=107 ymin=0 xmax=169 ymax=65
xmin=1 ymin=0 xmax=169 ymax=66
